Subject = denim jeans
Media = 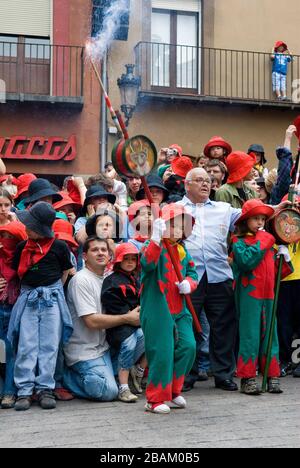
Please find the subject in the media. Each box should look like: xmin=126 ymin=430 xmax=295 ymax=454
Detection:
xmin=114 ymin=328 xmax=145 ymax=372
xmin=63 ymin=351 xmax=119 ymax=401
xmin=197 ymin=309 xmax=211 ymax=372
xmin=0 ymin=304 xmax=16 ymax=396
xmin=14 ymin=292 xmax=63 ymax=397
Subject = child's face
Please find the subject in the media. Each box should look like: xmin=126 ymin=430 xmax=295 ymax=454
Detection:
xmin=247 ymin=215 xmax=266 ymax=234
xmin=25 ymin=228 xmax=44 ymax=240
xmin=166 ymin=215 xmax=185 ymax=242
xmin=0 ymin=231 xmax=14 ymax=239
xmin=0 ymin=196 xmax=12 ymax=218
xmin=135 ymin=207 xmax=153 ymax=238
xmin=120 ymin=254 xmax=138 ymax=273
xmin=210 ymin=146 xmax=225 ymax=159
xmin=277 ymin=46 xmax=285 ymax=53
xmin=96 ymin=215 xmax=115 ymax=239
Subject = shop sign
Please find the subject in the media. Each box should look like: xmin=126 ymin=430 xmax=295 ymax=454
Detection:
xmin=0 ymin=135 xmax=76 ymax=161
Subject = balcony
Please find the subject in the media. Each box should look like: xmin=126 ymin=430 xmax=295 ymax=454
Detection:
xmin=0 ymin=41 xmax=84 ymax=108
xmin=135 ymin=42 xmax=300 ymax=109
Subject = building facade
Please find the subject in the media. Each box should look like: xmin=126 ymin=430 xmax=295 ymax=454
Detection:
xmin=107 ymin=0 xmax=300 ymax=167
xmin=0 ymin=0 xmax=102 ymax=183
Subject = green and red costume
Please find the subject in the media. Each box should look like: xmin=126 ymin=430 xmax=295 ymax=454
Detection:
xmin=232 ymin=231 xmax=293 ymax=379
xmin=140 ymin=240 xmax=198 ymax=405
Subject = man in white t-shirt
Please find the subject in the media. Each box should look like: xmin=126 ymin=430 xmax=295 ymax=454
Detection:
xmin=63 ymin=237 xmax=140 ymax=401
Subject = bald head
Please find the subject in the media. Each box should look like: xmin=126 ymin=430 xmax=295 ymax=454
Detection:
xmin=185 ymin=168 xmax=212 ymax=204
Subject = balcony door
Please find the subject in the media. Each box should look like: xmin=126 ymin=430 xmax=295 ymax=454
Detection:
xmin=0 ymin=36 xmax=50 ymax=95
xmin=151 ymin=8 xmax=199 ymax=93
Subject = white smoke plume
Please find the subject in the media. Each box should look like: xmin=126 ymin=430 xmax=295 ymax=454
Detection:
xmin=87 ymin=0 xmax=129 ymax=61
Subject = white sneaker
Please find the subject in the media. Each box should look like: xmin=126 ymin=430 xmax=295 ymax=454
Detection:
xmin=144 ymin=402 xmax=170 ymax=414
xmin=171 ymin=395 xmax=187 ymax=408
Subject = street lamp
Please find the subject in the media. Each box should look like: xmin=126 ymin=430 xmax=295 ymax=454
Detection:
xmin=117 ymin=64 xmax=141 ymax=127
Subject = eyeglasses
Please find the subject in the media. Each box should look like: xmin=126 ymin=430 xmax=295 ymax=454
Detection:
xmin=188 ymin=177 xmax=212 ymax=185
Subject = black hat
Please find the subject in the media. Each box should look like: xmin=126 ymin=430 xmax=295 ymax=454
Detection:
xmin=136 ymin=175 xmax=169 ymax=201
xmin=85 ymin=209 xmax=123 ymax=242
xmin=248 ymin=144 xmax=267 ymax=165
xmin=24 ymin=179 xmax=63 ymax=206
xmin=256 ymin=177 xmax=266 ymax=188
xmin=17 ymin=201 xmax=56 ymax=238
xmin=83 ymin=185 xmax=116 ymax=215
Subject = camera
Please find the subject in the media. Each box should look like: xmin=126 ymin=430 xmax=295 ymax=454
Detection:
xmin=166 ymin=148 xmax=178 ymax=157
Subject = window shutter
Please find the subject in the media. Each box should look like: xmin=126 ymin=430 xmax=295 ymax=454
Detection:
xmin=0 ymin=0 xmax=51 ymax=37
xmin=152 ymin=0 xmax=200 ymax=12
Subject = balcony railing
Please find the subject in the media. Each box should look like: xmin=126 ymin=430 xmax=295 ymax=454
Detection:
xmin=0 ymin=41 xmax=84 ymax=103
xmin=135 ymin=42 xmax=300 ymax=105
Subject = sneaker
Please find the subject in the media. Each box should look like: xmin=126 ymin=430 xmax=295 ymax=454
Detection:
xmin=1 ymin=395 xmax=16 ymax=409
xmin=144 ymin=402 xmax=170 ymax=414
xmin=293 ymin=364 xmax=300 ymax=378
xmin=38 ymin=390 xmax=57 ymax=409
xmin=171 ymin=395 xmax=187 ymax=408
xmin=198 ymin=370 xmax=209 ymax=382
xmin=129 ymin=367 xmax=143 ymax=394
xmin=280 ymin=362 xmax=293 ymax=378
xmin=54 ymin=387 xmax=74 ymax=401
xmin=241 ymin=378 xmax=261 ymax=395
xmin=15 ymin=396 xmax=32 ymax=411
xmin=118 ymin=388 xmax=138 ymax=403
xmin=267 ymin=378 xmax=283 ymax=394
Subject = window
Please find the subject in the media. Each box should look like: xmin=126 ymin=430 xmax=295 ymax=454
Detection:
xmin=0 ymin=35 xmax=18 ymax=57
xmin=25 ymin=38 xmax=50 ymax=60
xmin=151 ymin=3 xmax=200 ymax=91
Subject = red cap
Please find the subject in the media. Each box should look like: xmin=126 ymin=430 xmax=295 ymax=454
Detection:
xmin=171 ymin=156 xmax=194 ymax=178
xmin=275 ymin=41 xmax=287 ymax=51
xmin=236 ymin=199 xmax=275 ymax=224
xmin=161 ymin=203 xmax=195 ymax=239
xmin=16 ymin=173 xmax=37 ymax=198
xmin=226 ymin=151 xmax=256 ymax=184
xmin=204 ymin=136 xmax=232 ymax=158
xmin=114 ymin=243 xmax=139 ymax=266
xmin=0 ymin=221 xmax=27 ymax=241
xmin=67 ymin=179 xmax=82 ymax=204
xmin=0 ymin=175 xmax=18 ymax=186
xmin=53 ymin=219 xmax=78 ymax=248
xmin=169 ymin=144 xmax=183 ymax=157
xmin=53 ymin=191 xmax=82 ymax=212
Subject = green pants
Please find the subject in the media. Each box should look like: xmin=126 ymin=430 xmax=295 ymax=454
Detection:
xmin=237 ymin=295 xmax=280 ymax=378
xmin=141 ymin=309 xmax=196 ymax=404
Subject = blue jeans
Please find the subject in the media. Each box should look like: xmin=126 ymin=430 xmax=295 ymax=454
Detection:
xmin=63 ymin=351 xmax=119 ymax=401
xmin=197 ymin=309 xmax=211 ymax=372
xmin=14 ymin=293 xmax=63 ymax=397
xmin=114 ymin=328 xmax=145 ymax=372
xmin=0 ymin=304 xmax=16 ymax=396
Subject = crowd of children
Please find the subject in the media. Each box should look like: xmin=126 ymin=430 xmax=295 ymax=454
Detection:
xmin=0 ymin=117 xmax=300 ymax=415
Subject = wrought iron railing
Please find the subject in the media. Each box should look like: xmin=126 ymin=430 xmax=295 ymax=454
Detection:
xmin=135 ymin=42 xmax=300 ymax=103
xmin=0 ymin=41 xmax=84 ymax=98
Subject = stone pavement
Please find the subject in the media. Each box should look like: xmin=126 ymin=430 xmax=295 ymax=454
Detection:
xmin=0 ymin=376 xmax=299 ymax=448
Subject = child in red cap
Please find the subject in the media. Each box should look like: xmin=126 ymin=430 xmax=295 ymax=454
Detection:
xmin=140 ymin=204 xmax=198 ymax=414
xmin=271 ymin=41 xmax=293 ymax=100
xmin=232 ymin=199 xmax=293 ymax=395
xmin=101 ymin=243 xmax=147 ymax=403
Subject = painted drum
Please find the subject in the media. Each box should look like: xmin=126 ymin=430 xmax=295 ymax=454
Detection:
xmin=267 ymin=208 xmax=300 ymax=245
xmin=112 ymin=135 xmax=157 ymax=178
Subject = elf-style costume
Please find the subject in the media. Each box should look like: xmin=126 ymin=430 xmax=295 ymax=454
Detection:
xmin=140 ymin=204 xmax=198 ymax=412
xmin=232 ymin=200 xmax=293 ymax=393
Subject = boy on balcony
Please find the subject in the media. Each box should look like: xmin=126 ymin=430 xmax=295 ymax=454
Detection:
xmin=271 ymin=41 xmax=293 ymax=101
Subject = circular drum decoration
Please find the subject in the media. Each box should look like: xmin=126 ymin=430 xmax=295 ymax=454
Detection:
xmin=112 ymin=135 xmax=157 ymax=178
xmin=268 ymin=208 xmax=300 ymax=245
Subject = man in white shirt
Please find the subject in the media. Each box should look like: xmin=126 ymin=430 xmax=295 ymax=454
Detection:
xmin=63 ymin=237 xmax=140 ymax=401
